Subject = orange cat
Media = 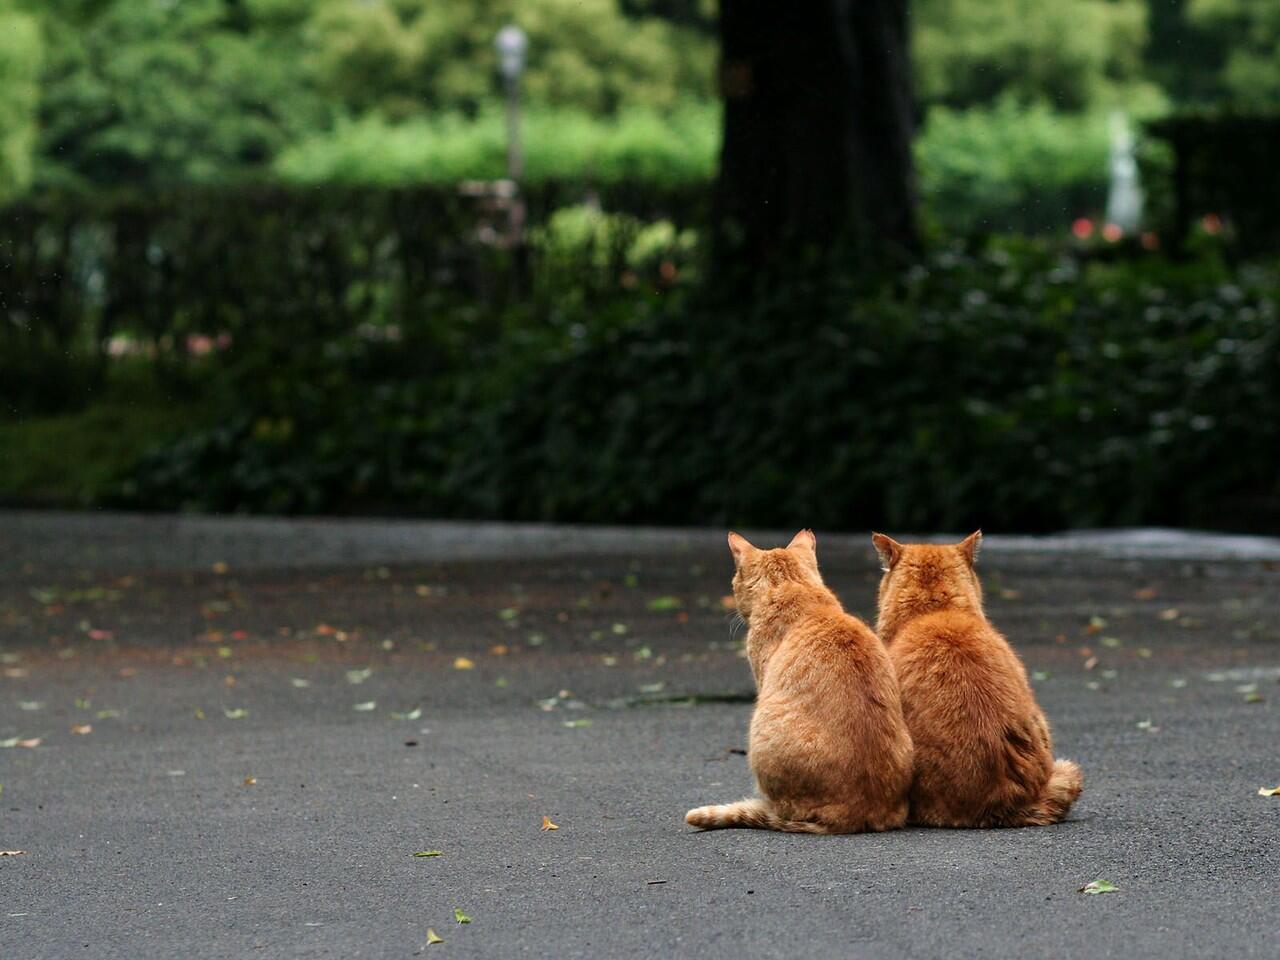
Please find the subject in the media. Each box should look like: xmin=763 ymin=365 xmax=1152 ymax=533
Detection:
xmin=873 ymin=531 xmax=1082 ymax=827
xmin=685 ymin=530 xmax=914 ymax=834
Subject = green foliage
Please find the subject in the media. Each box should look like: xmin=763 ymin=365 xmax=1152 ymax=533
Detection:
xmin=0 ymin=362 xmax=210 ymax=506
xmin=916 ymin=99 xmax=1113 ymax=234
xmin=914 ymin=0 xmax=1153 ymax=109
xmin=0 ymin=1 xmax=42 ymax=201
xmin=307 ymin=0 xmax=714 ymax=114
xmin=274 ymin=101 xmax=719 ymax=187
xmin=16 ymin=236 xmax=1265 ymax=532
xmin=31 ymin=0 xmax=328 ymax=189
xmin=1188 ymin=0 xmax=1280 ymax=107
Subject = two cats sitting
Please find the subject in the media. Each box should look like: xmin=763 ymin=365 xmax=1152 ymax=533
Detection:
xmin=686 ymin=530 xmax=1083 ymax=834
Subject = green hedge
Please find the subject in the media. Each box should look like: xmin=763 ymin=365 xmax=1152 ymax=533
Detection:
xmin=120 ymin=243 xmax=1280 ymax=531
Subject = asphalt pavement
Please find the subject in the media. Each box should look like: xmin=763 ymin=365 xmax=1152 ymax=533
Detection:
xmin=2 ymin=512 xmax=1278 ymax=959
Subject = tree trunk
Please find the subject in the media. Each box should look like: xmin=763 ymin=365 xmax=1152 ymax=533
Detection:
xmin=714 ymin=0 xmax=918 ymax=272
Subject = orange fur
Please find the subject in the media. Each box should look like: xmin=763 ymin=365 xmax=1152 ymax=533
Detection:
xmin=873 ymin=531 xmax=1083 ymax=828
xmin=685 ymin=530 xmax=914 ymax=834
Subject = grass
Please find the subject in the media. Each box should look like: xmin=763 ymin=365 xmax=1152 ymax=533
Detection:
xmin=0 ymin=369 xmax=211 ymax=507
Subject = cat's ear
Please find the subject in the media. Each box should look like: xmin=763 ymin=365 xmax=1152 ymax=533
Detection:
xmin=871 ymin=533 xmax=903 ymax=572
xmin=787 ymin=529 xmax=816 ymax=552
xmin=727 ymin=531 xmax=756 ymax=563
xmin=959 ymin=530 xmax=983 ymax=566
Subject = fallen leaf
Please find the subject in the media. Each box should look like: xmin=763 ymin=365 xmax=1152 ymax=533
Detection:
xmin=1132 ymin=586 xmax=1159 ymax=600
xmin=1100 ymin=636 xmax=1122 ymax=648
xmin=70 ymin=724 xmax=92 ymax=735
xmin=1083 ymin=656 xmax=1099 ymax=671
xmin=1136 ymin=719 xmax=1160 ymax=733
xmin=392 ymin=707 xmax=423 ymax=721
xmin=0 ymin=850 xmax=25 ymax=857
xmin=639 ymin=682 xmax=666 ymax=694
xmin=489 ymin=644 xmax=509 ymax=656
xmin=345 ymin=667 xmax=373 ymax=685
xmin=222 ymin=707 xmax=248 ymax=719
xmin=353 ymin=701 xmax=377 ymax=712
xmin=414 ymin=851 xmax=443 ymax=857
xmin=1258 ymin=786 xmax=1280 ymax=797
xmin=453 ymin=909 xmax=471 ymax=925
xmin=1158 ymin=608 xmax=1180 ymax=621
xmin=1244 ymin=692 xmax=1265 ymax=704
xmin=647 ymin=596 xmax=683 ymax=612
xmin=244 ymin=777 xmax=257 ymax=786
xmin=453 ymin=657 xmax=475 ymax=670
xmin=611 ymin=623 xmax=628 ymax=635
xmin=1079 ymin=880 xmax=1117 ymax=895
xmin=498 ymin=607 xmax=520 ymax=621
xmin=212 ymin=562 xmax=229 ymax=574
xmin=562 ymin=719 xmax=592 ymax=728
xmin=426 ymin=929 xmax=444 ymax=945
xmin=290 ymin=678 xmax=311 ymax=688
xmin=541 ymin=816 xmax=559 ymax=831
xmin=17 ymin=738 xmax=41 ymax=749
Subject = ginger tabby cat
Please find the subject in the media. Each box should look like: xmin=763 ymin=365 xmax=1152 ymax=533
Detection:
xmin=873 ymin=531 xmax=1083 ymax=827
xmin=685 ymin=530 xmax=914 ymax=834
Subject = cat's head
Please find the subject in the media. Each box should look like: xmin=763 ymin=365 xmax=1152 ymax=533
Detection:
xmin=726 ymin=529 xmax=824 ymax=621
xmin=872 ymin=531 xmax=984 ymax=620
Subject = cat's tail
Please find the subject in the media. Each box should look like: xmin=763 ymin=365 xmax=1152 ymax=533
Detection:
xmin=685 ymin=798 xmax=830 ymax=834
xmin=1013 ymin=758 xmax=1084 ymax=826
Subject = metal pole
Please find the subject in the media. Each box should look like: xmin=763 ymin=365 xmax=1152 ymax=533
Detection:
xmin=504 ymin=73 xmax=523 ymax=182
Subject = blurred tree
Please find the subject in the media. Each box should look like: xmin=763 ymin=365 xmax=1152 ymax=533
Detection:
xmin=0 ymin=0 xmax=41 ymax=201
xmin=715 ymin=0 xmax=918 ymax=268
xmin=915 ymin=0 xmax=1150 ymax=109
xmin=29 ymin=0 xmax=329 ymax=189
xmin=1144 ymin=0 xmax=1229 ymax=103
xmin=308 ymin=0 xmax=715 ymax=116
xmin=1188 ymin=0 xmax=1280 ymax=106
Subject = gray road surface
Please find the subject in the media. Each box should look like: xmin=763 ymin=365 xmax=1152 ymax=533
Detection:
xmin=2 ymin=512 xmax=1278 ymax=959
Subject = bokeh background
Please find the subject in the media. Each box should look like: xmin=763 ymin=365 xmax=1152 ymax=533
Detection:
xmin=1 ymin=0 xmax=1276 ymax=532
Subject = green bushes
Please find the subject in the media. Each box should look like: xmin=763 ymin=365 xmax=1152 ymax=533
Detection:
xmin=917 ymin=100 xmax=1117 ymax=235
xmin=274 ymin=102 xmax=720 ymax=188
xmin=117 ymin=242 xmax=1280 ymax=531
xmin=275 ymin=99 xmax=1142 ymax=235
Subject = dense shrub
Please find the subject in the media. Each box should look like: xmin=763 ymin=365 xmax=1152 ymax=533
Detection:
xmin=121 ymin=243 xmax=1280 ymax=532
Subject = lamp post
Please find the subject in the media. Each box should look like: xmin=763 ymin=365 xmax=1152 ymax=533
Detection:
xmin=494 ymin=25 xmax=528 ymax=182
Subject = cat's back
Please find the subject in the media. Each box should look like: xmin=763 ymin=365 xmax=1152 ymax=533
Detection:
xmin=779 ymin=600 xmax=890 ymax=678
xmin=889 ymin=609 xmax=1031 ymax=705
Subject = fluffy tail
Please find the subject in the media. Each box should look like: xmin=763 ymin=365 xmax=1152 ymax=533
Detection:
xmin=1012 ymin=758 xmax=1083 ymax=826
xmin=685 ymin=798 xmax=830 ymax=834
